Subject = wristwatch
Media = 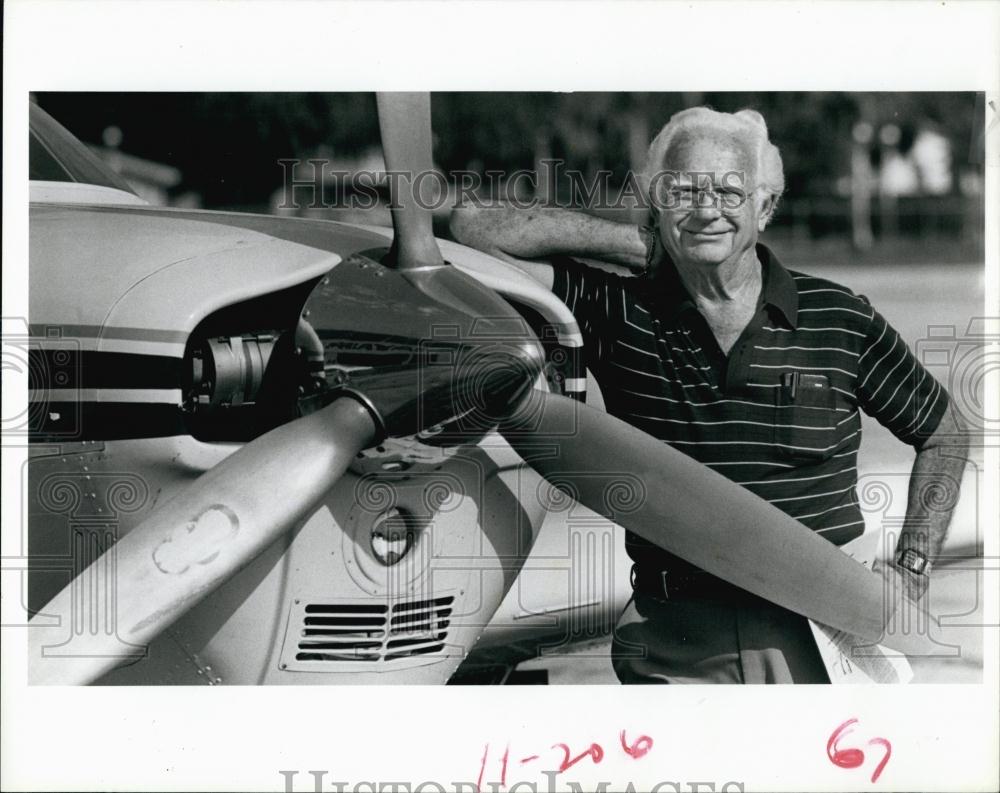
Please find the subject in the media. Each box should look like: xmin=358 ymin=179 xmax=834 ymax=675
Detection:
xmin=894 ymin=547 xmax=932 ymax=576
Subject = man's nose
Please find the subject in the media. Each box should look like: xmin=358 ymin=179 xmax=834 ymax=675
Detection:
xmin=690 ymin=194 xmax=722 ymax=220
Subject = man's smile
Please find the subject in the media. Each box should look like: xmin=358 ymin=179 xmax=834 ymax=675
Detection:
xmin=681 ymin=228 xmax=730 ymax=240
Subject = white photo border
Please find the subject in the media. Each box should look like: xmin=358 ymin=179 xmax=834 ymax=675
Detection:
xmin=3 ymin=1 xmax=998 ymax=791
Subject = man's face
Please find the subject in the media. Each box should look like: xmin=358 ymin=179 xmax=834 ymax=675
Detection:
xmin=654 ymin=129 xmax=771 ymax=270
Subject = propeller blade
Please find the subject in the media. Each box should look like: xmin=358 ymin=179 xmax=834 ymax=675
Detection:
xmin=500 ymin=390 xmax=921 ymax=650
xmin=29 ymin=397 xmax=377 ymax=685
xmin=376 ymin=92 xmax=445 ymax=270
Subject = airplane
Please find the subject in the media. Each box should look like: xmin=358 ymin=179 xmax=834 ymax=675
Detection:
xmin=22 ymin=92 xmax=946 ymax=687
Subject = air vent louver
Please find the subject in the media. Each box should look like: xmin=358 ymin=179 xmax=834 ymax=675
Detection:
xmin=285 ymin=596 xmax=454 ymax=668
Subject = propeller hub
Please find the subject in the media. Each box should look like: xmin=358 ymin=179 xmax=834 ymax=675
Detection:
xmin=298 ymin=252 xmax=544 ymax=444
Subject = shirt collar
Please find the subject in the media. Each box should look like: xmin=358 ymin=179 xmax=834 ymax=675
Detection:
xmin=643 ymin=243 xmax=799 ymax=329
xmin=758 ymin=243 xmax=799 ymax=328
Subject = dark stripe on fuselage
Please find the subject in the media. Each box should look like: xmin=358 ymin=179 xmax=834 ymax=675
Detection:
xmin=29 ymin=402 xmax=187 ymax=442
xmin=29 ymin=349 xmax=183 ymax=389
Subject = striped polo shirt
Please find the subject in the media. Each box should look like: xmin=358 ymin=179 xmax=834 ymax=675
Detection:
xmin=550 ymin=243 xmax=949 ymax=571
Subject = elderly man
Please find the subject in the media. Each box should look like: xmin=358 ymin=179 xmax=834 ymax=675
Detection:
xmin=450 ymin=106 xmax=968 ymax=684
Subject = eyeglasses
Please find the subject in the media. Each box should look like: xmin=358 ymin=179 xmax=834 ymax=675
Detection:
xmin=654 ymin=183 xmax=757 ymax=214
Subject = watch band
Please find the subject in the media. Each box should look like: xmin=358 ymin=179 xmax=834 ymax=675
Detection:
xmin=895 ymin=547 xmax=931 ymax=576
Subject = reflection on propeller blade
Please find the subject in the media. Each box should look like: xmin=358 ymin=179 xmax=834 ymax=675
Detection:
xmin=500 ymin=390 xmax=897 ymax=644
xmin=29 ymin=398 xmax=377 ymax=685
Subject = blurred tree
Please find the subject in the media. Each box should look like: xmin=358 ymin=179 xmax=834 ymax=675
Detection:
xmin=34 ymin=92 xmax=378 ymax=208
xmin=34 ymin=91 xmax=981 ymax=213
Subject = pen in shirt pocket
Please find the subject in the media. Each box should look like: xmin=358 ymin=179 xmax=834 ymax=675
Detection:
xmin=781 ymin=372 xmax=829 ymax=401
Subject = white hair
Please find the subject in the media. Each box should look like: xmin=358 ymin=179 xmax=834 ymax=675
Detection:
xmin=642 ymin=106 xmax=785 ymax=223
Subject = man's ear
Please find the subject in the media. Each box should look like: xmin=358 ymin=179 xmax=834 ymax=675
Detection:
xmin=758 ymin=195 xmax=777 ymax=231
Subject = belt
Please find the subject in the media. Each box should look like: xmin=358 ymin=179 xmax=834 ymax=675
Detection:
xmin=630 ymin=563 xmax=748 ymax=602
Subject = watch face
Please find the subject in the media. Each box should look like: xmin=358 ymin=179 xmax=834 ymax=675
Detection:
xmin=897 ymin=549 xmax=930 ymax=575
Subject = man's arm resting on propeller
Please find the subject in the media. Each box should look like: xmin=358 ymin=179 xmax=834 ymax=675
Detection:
xmin=888 ymin=403 xmax=971 ymax=600
xmin=449 ymin=202 xmax=652 ymax=289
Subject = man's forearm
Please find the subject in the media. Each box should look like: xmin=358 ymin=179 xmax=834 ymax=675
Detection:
xmin=897 ymin=406 xmax=970 ymax=563
xmin=450 ymin=203 xmax=649 ymax=270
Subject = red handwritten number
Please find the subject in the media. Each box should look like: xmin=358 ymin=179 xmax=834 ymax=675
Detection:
xmin=482 ymin=732 xmax=654 ymax=784
xmin=551 ymin=742 xmax=604 ymax=773
xmin=867 ymin=737 xmax=892 ymax=783
xmin=620 ymin=730 xmax=654 ymax=760
xmin=827 ymin=719 xmax=865 ymax=769
xmin=827 ymin=719 xmax=892 ymax=783
xmin=500 ymin=743 xmax=510 ymax=787
xmin=477 ymin=742 xmax=489 ymax=791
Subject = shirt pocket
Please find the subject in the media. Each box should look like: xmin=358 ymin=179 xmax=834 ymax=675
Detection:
xmin=772 ymin=373 xmax=840 ymax=461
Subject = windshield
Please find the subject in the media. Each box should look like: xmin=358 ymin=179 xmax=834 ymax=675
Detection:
xmin=29 ymin=102 xmax=138 ymax=195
